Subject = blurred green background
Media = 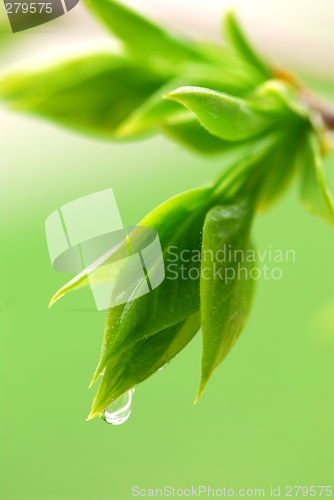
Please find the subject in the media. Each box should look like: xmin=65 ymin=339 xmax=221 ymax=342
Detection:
xmin=0 ymin=1 xmax=334 ymax=498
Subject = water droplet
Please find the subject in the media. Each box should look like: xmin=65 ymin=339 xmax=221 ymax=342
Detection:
xmin=103 ymin=389 xmax=135 ymax=425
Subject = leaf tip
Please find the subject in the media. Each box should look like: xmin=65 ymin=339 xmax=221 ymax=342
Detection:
xmin=89 ymin=364 xmax=104 ymax=387
xmin=224 ymin=8 xmax=237 ymax=23
xmin=162 ymin=92 xmax=173 ymax=100
xmin=48 ymin=297 xmax=56 ymax=309
xmin=162 ymin=86 xmax=194 ymax=102
xmin=48 ymin=291 xmax=63 ymax=309
xmin=86 ymin=401 xmax=103 ymax=420
xmin=88 ymin=378 xmax=96 ymax=389
xmin=86 ymin=412 xmax=97 ymax=421
xmin=194 ymin=385 xmax=205 ymax=404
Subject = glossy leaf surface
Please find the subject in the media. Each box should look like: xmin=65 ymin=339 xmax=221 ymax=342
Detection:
xmin=88 ymin=312 xmax=201 ymax=418
xmin=197 ymin=201 xmax=255 ymax=400
xmin=165 ymin=86 xmax=276 ymax=141
xmin=223 ymin=11 xmax=271 ymax=79
xmin=85 ymin=0 xmax=202 ymax=69
xmin=89 ymin=188 xmax=215 ymax=390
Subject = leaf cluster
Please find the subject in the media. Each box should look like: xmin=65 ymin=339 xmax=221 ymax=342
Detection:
xmin=2 ymin=0 xmax=333 ymax=419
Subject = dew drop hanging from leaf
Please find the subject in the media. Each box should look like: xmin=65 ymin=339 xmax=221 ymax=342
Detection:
xmin=101 ymin=389 xmax=135 ymax=425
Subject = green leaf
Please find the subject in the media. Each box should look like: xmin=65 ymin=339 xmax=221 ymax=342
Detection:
xmin=197 ymin=200 xmax=256 ymax=401
xmin=0 ymin=52 xmax=166 ymax=138
xmin=89 ymin=187 xmax=216 ymax=388
xmin=256 ymin=124 xmax=306 ymax=209
xmin=50 ymin=186 xmax=223 ymax=417
xmin=299 ymin=132 xmax=334 ymax=227
xmin=223 ymin=11 xmax=271 ymax=79
xmin=165 ymin=86 xmax=276 ymax=141
xmin=194 ymin=41 xmax=266 ymax=90
xmin=49 ymin=270 xmax=91 ymax=308
xmin=211 ymin=129 xmax=286 ymax=202
xmin=251 ymin=80 xmax=310 ymax=121
xmin=84 ymin=0 xmax=202 ymax=69
xmin=162 ymin=116 xmax=246 ymax=155
xmin=88 ymin=312 xmax=200 ymax=419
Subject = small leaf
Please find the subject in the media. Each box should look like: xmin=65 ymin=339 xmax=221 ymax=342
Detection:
xmin=212 ymin=129 xmax=286 ymax=201
xmin=251 ymin=80 xmax=310 ymax=121
xmin=197 ymin=200 xmax=256 ymax=400
xmin=299 ymin=132 xmax=334 ymax=227
xmin=223 ymin=11 xmax=271 ymax=79
xmin=88 ymin=312 xmax=200 ymax=419
xmin=0 ymin=52 xmax=166 ymax=138
xmin=84 ymin=0 xmax=202 ymax=69
xmin=49 ymin=270 xmax=91 ymax=308
xmin=256 ymin=124 xmax=306 ymax=209
xmin=195 ymin=42 xmax=266 ymax=90
xmin=162 ymin=116 xmax=246 ymax=155
xmin=165 ymin=86 xmax=275 ymax=141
